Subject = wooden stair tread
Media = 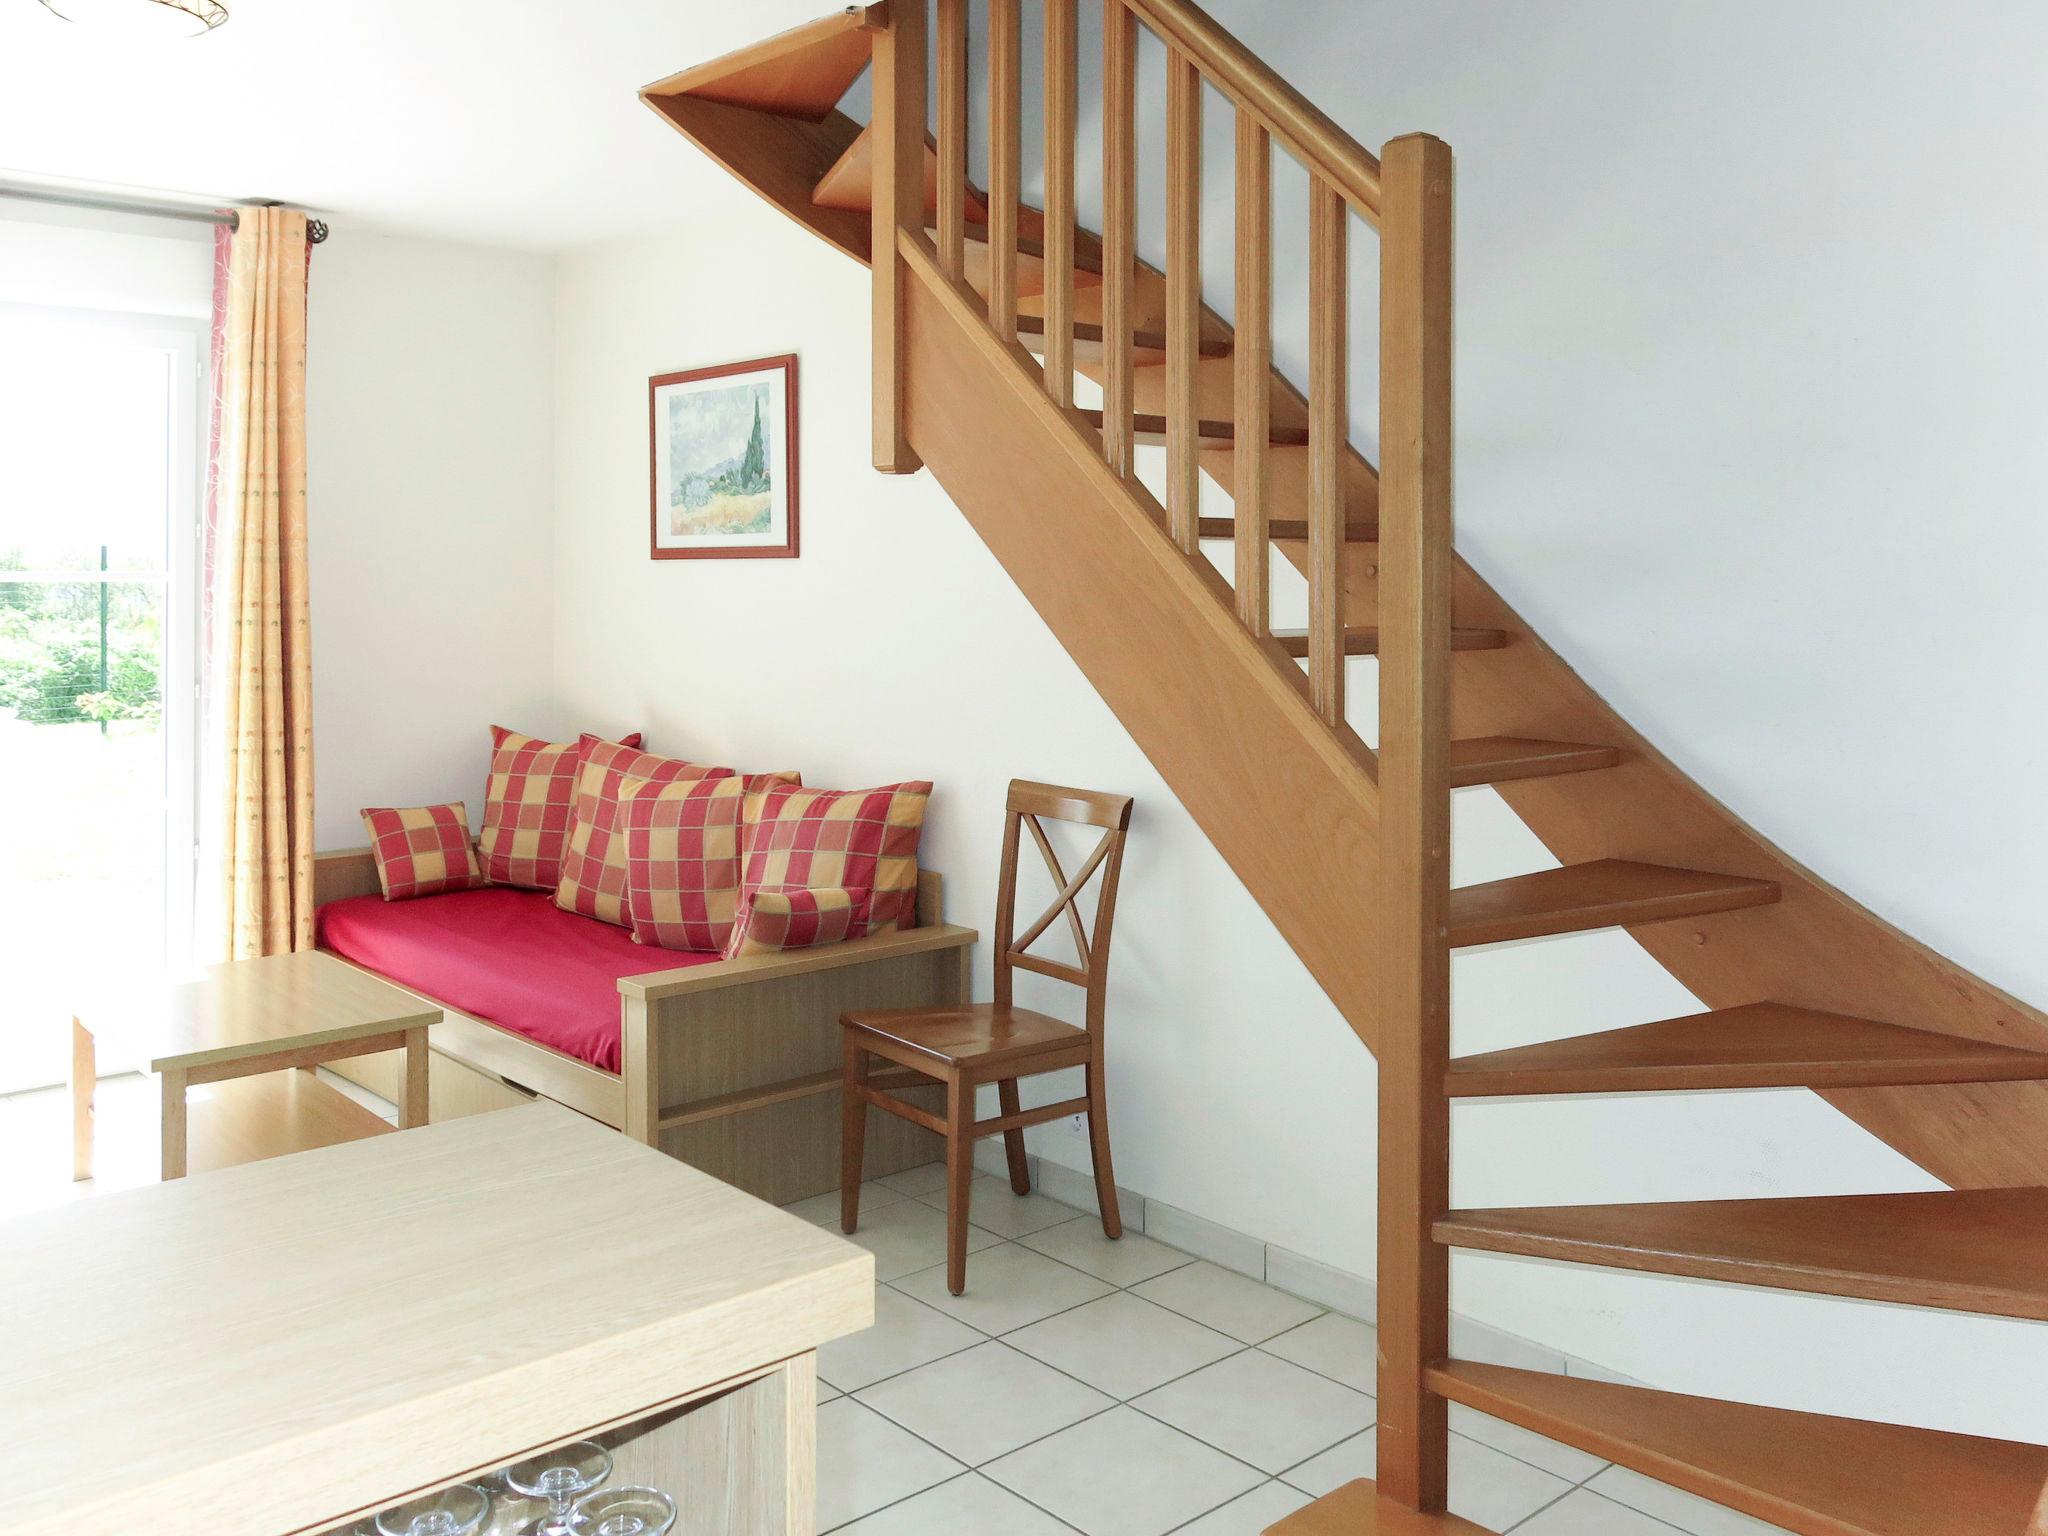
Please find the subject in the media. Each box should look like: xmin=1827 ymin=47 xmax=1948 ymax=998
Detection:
xmin=1077 ymin=407 xmax=1311 ymax=447
xmin=1428 ymin=1361 xmax=2048 ymax=1536
xmin=1274 ymin=626 xmax=1508 ymax=658
xmin=1436 ymin=1187 xmax=2048 ymax=1320
xmin=1448 ymin=736 xmax=1619 ymax=787
xmin=941 ymin=224 xmax=1107 ymax=292
xmin=1447 ymin=1001 xmax=2048 ymax=1095
xmin=1448 ymin=859 xmax=1780 ymax=947
xmin=1198 ymin=514 xmax=1378 ymax=543
xmin=1262 ymin=1479 xmax=1496 ymax=1535
xmin=814 ymin=124 xmax=989 ymax=221
xmin=1016 ymin=314 xmax=1231 ymax=363
xmin=641 ymin=8 xmax=878 ymax=121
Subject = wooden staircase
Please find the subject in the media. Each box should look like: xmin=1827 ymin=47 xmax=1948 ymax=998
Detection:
xmin=641 ymin=5 xmax=2048 ymax=1531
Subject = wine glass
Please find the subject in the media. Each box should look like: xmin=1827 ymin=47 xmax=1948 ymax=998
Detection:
xmin=569 ymin=1485 xmax=676 ymax=1536
xmin=373 ymin=1484 xmax=491 ymax=1536
xmin=502 ymin=1441 xmax=613 ymax=1536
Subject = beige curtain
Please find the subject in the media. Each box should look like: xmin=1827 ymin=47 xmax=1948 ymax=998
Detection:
xmin=207 ymin=207 xmax=314 ymax=961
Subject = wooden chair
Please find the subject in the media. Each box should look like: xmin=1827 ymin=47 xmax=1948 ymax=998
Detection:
xmin=839 ymin=780 xmax=1135 ymax=1294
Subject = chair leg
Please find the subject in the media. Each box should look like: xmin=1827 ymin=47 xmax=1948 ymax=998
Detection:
xmin=1085 ymin=1060 xmax=1122 ymax=1239
xmin=996 ymin=1078 xmax=1031 ymax=1195
xmin=944 ymin=1072 xmax=973 ymax=1295
xmin=841 ymin=1032 xmax=868 ymax=1234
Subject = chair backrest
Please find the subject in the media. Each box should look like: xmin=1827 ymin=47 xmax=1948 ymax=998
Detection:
xmin=992 ymin=779 xmax=1135 ymax=1034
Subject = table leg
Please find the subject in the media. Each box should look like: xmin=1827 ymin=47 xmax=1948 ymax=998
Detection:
xmin=400 ymin=1026 xmax=430 ymax=1130
xmin=70 ymin=1018 xmax=95 ymax=1182
xmin=671 ymin=1354 xmax=818 ymax=1534
xmin=160 ymin=1066 xmax=189 ymax=1181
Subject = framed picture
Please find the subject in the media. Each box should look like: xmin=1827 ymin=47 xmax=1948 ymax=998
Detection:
xmin=648 ymin=353 xmax=798 ymax=560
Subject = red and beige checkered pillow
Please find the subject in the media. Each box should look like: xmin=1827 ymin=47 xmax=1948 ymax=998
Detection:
xmin=360 ymin=803 xmax=486 ymax=901
xmin=478 ymin=726 xmax=642 ymax=890
xmin=726 ymin=888 xmax=868 ymax=958
xmin=621 ymin=769 xmax=801 ymax=952
xmin=734 ymin=781 xmax=930 ymax=951
xmin=557 ymin=736 xmax=732 ymax=926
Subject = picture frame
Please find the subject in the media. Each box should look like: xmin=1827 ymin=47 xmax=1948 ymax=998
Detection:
xmin=648 ymin=353 xmax=799 ymax=560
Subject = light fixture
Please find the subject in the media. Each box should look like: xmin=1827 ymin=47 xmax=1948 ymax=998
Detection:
xmin=38 ymin=0 xmax=228 ymax=36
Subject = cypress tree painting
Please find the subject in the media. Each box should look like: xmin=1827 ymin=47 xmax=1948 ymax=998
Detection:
xmin=648 ymin=354 xmax=799 ymax=559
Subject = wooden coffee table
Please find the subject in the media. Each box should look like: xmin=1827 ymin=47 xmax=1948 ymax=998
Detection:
xmin=71 ymin=950 xmax=442 ymax=1182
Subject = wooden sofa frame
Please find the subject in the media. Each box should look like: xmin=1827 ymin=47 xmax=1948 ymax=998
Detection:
xmin=313 ymin=850 xmax=974 ymax=1203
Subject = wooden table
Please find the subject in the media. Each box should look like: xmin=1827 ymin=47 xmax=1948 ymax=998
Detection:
xmin=6 ymin=1102 xmax=873 ymax=1536
xmin=71 ymin=950 xmax=441 ymax=1181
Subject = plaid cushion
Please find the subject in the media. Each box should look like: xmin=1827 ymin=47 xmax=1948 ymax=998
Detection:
xmin=360 ymin=803 xmax=486 ymax=901
xmin=557 ymin=736 xmax=732 ymax=926
xmin=738 ymin=781 xmax=930 ymax=941
xmin=725 ymin=887 xmax=867 ymax=958
xmin=478 ymin=726 xmax=642 ymax=889
xmin=620 ymin=774 xmax=746 ymax=953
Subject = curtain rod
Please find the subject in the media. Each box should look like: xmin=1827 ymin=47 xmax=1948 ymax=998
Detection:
xmin=0 ymin=184 xmax=329 ymax=242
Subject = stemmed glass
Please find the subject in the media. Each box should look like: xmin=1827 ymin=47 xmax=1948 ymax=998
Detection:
xmin=373 ymin=1484 xmax=492 ymax=1536
xmin=569 ymin=1486 xmax=677 ymax=1536
xmin=503 ymin=1441 xmax=613 ymax=1536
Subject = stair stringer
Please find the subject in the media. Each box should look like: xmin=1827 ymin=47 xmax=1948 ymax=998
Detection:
xmin=897 ymin=231 xmax=1391 ymax=1046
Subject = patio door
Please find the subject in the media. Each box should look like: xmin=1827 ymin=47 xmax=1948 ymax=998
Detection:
xmin=0 ymin=303 xmax=202 ymax=1092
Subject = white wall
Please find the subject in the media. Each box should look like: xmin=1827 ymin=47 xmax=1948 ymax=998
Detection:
xmin=549 ymin=0 xmax=2048 ymax=1443
xmin=0 ymin=200 xmax=212 ymax=316
xmin=306 ymin=226 xmax=559 ymax=847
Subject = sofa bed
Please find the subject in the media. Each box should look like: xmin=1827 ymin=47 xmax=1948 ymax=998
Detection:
xmin=313 ymin=727 xmax=975 ymax=1204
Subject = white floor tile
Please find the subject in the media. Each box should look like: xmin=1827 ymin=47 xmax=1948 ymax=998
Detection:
xmin=894 ymin=1243 xmax=1113 ymax=1334
xmin=1447 ymin=1404 xmax=1606 ymax=1485
xmin=1006 ymin=1292 xmax=1243 ymax=1400
xmin=1134 ymin=1350 xmax=1374 ymax=1476
xmin=1018 ymin=1215 xmax=1194 ymax=1286
xmin=1259 ymin=1311 xmax=1378 ymax=1396
xmin=816 ymin=1399 xmax=966 ymax=1531
xmin=1278 ymin=1430 xmax=1576 ymax=1532
xmin=877 ymin=1161 xmax=949 ymax=1196
xmin=856 ymin=1341 xmax=1113 ymax=1466
xmin=1165 ymin=1480 xmax=1315 ymax=1536
xmin=819 ymin=1286 xmax=985 ymax=1393
xmin=1512 ymin=1488 xmax=1684 ymax=1535
xmin=983 ymin=1406 xmax=1265 ymax=1536
xmin=917 ymin=1174 xmax=1081 ymax=1238
xmin=1132 ymin=1261 xmax=1324 ymax=1344
xmin=839 ymin=1197 xmax=1003 ymax=1282
xmin=1587 ymin=1466 xmax=1796 ymax=1536
xmin=786 ymin=1182 xmax=910 ymax=1227
xmin=831 ymin=1472 xmax=1082 ymax=1534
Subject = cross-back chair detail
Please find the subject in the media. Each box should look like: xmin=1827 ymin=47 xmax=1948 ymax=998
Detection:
xmin=840 ymin=778 xmax=1135 ymax=1294
xmin=996 ymin=781 xmax=1131 ymax=1006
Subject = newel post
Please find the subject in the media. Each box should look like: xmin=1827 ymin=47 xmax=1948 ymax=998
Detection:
xmin=872 ymin=0 xmax=927 ymax=473
xmin=1375 ymin=129 xmax=1456 ymax=1513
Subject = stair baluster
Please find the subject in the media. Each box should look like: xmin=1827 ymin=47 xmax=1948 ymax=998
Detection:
xmin=934 ymin=0 xmax=968 ymax=282
xmin=1164 ymin=43 xmax=1203 ymax=555
xmin=1306 ymin=182 xmax=1348 ymax=725
xmin=1042 ymin=0 xmax=1079 ymax=409
xmin=1100 ymin=2 xmax=1138 ymax=480
xmin=986 ymin=0 xmax=1021 ymax=342
xmin=1233 ymin=109 xmax=1272 ymax=637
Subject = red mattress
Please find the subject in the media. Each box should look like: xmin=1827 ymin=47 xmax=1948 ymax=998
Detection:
xmin=317 ymin=888 xmax=719 ymax=1073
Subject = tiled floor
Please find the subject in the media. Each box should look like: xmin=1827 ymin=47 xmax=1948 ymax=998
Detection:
xmin=0 ymin=1089 xmax=1789 ymax=1536
xmin=795 ymin=1166 xmax=1796 ymax=1536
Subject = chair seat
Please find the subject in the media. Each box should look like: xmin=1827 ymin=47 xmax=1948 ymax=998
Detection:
xmin=843 ymin=1002 xmax=1089 ymax=1071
